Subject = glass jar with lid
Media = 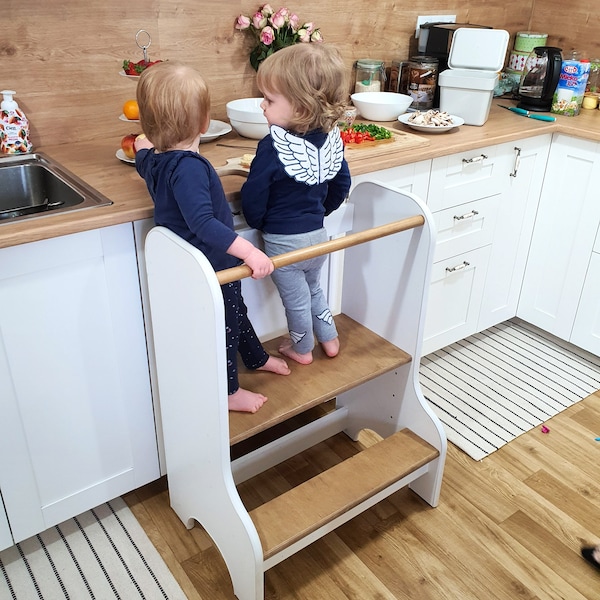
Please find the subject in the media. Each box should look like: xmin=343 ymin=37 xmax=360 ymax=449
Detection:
xmin=354 ymin=59 xmax=386 ymax=93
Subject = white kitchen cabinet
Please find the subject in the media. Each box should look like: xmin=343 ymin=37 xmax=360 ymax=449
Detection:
xmin=478 ymin=135 xmax=551 ymax=331
xmin=0 ymin=223 xmax=159 ymax=549
xmin=571 ymin=225 xmax=600 ymax=355
xmin=518 ymin=134 xmax=600 ymax=341
xmin=422 ymin=144 xmax=513 ymax=354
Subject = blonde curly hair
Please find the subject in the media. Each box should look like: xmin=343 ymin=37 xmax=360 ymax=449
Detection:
xmin=257 ymin=43 xmax=349 ymax=135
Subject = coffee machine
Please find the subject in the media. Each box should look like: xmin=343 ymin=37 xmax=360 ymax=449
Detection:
xmin=517 ymin=46 xmax=563 ymax=112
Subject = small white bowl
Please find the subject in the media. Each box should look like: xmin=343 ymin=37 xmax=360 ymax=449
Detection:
xmin=226 ymin=98 xmax=270 ymax=139
xmin=350 ymin=92 xmax=413 ymax=121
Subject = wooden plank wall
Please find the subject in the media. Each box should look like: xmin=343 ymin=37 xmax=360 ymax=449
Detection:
xmin=0 ymin=0 xmax=594 ymax=148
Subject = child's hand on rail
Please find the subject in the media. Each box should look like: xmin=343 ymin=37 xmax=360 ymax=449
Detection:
xmin=243 ymin=247 xmax=274 ymax=279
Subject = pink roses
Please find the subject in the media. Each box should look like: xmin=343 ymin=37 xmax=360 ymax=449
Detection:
xmin=235 ymin=4 xmax=323 ymax=71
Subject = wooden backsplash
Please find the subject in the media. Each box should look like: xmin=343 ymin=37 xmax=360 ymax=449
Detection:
xmin=1 ymin=0 xmax=597 ymax=147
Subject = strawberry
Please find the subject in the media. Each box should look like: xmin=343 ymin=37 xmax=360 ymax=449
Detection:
xmin=122 ymin=59 xmax=163 ymax=76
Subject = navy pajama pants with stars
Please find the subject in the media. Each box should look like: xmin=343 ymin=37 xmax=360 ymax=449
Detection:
xmin=222 ymin=280 xmax=269 ymax=395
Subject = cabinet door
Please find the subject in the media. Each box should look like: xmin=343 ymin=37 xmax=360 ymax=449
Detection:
xmin=422 ymin=245 xmax=491 ymax=355
xmin=518 ymin=135 xmax=600 ymax=340
xmin=571 ymin=252 xmax=600 ymax=355
xmin=0 ymin=224 xmax=159 ymax=544
xmin=478 ymin=135 xmax=551 ymax=331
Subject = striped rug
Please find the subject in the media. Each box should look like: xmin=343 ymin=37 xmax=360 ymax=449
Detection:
xmin=0 ymin=497 xmax=186 ymax=600
xmin=420 ymin=319 xmax=600 ymax=461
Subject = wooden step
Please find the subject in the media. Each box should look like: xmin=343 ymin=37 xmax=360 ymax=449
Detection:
xmin=231 ymin=313 xmax=412 ymax=445
xmin=248 ymin=428 xmax=439 ymax=560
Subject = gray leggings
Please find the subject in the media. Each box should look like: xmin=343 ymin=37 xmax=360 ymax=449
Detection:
xmin=263 ymin=228 xmax=338 ymax=355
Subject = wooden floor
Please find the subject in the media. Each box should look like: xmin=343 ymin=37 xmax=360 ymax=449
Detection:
xmin=124 ymin=390 xmax=600 ymax=600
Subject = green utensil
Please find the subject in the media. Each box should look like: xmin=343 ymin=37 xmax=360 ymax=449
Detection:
xmin=498 ymin=105 xmax=556 ymax=122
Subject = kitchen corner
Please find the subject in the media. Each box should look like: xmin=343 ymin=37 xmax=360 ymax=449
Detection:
xmin=2 ymin=103 xmax=598 ymax=250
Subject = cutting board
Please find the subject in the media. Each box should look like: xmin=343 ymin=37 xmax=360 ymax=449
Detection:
xmin=344 ymin=129 xmax=430 ymax=160
xmin=214 ymin=157 xmax=251 ymax=177
xmin=214 ymin=128 xmax=430 ymax=175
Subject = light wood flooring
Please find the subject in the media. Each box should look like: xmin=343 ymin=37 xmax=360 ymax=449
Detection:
xmin=124 ymin=390 xmax=600 ymax=600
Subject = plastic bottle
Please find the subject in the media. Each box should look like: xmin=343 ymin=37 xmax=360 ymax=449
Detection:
xmin=0 ymin=90 xmax=32 ymax=154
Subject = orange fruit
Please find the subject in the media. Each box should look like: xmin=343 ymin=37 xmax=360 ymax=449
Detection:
xmin=123 ymin=99 xmax=139 ymax=120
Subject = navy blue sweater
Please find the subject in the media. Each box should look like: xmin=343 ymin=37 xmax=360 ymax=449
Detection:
xmin=241 ymin=126 xmax=351 ymax=234
xmin=136 ymin=148 xmax=239 ymax=271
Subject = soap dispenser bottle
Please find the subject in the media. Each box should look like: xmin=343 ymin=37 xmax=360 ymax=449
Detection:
xmin=0 ymin=90 xmax=32 ymax=154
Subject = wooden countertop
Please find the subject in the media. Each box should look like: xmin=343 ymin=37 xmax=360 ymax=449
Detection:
xmin=2 ymin=103 xmax=600 ymax=249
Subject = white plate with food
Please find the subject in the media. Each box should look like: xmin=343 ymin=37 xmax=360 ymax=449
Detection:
xmin=119 ymin=70 xmax=141 ymax=80
xmin=398 ymin=111 xmax=464 ymax=133
xmin=200 ymin=120 xmax=233 ymax=143
xmin=116 ymin=149 xmax=135 ymax=164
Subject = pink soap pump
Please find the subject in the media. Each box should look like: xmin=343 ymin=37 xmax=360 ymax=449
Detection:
xmin=1 ymin=90 xmax=32 ymax=154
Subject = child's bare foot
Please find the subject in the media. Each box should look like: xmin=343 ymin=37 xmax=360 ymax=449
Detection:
xmin=228 ymin=388 xmax=268 ymax=413
xmin=278 ymin=338 xmax=313 ymax=365
xmin=321 ymin=337 xmax=340 ymax=358
xmin=257 ymin=355 xmax=291 ymax=375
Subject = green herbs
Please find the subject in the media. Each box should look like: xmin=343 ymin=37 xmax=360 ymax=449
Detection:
xmin=350 ymin=123 xmax=392 ymax=140
xmin=339 ymin=123 xmax=392 ymax=145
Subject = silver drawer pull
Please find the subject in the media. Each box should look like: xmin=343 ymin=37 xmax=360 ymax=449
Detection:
xmin=446 ymin=261 xmax=470 ymax=273
xmin=510 ymin=146 xmax=521 ymax=178
xmin=462 ymin=154 xmax=488 ymax=164
xmin=453 ymin=210 xmax=479 ymax=221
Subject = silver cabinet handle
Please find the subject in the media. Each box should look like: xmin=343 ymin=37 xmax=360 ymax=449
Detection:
xmin=462 ymin=154 xmax=488 ymax=164
xmin=453 ymin=210 xmax=479 ymax=221
xmin=446 ymin=261 xmax=470 ymax=273
xmin=510 ymin=146 xmax=521 ymax=178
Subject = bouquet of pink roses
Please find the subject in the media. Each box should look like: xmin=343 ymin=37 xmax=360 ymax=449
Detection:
xmin=235 ymin=4 xmax=323 ymax=71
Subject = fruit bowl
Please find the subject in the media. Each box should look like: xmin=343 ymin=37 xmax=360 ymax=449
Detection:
xmin=350 ymin=92 xmax=413 ymax=121
xmin=226 ymin=98 xmax=270 ymax=139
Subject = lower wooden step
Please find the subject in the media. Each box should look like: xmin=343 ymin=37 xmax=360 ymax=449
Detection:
xmin=249 ymin=428 xmax=439 ymax=560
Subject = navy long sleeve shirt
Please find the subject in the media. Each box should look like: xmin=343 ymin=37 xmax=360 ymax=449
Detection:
xmin=136 ymin=148 xmax=239 ymax=271
xmin=241 ymin=126 xmax=351 ymax=234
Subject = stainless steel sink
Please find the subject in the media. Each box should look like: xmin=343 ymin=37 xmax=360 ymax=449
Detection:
xmin=0 ymin=152 xmax=113 ymax=223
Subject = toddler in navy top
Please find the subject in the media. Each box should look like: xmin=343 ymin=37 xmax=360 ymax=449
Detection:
xmin=134 ymin=61 xmax=289 ymax=413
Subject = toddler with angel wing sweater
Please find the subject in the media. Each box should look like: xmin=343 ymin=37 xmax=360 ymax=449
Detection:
xmin=241 ymin=43 xmax=351 ymax=365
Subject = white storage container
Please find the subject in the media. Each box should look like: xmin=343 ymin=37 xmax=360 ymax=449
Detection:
xmin=439 ymin=28 xmax=509 ymax=126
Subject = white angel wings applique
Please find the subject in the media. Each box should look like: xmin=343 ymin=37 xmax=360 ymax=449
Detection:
xmin=270 ymin=124 xmax=344 ymax=186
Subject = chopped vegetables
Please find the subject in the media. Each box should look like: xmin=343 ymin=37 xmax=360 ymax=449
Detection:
xmin=339 ymin=123 xmax=392 ymax=145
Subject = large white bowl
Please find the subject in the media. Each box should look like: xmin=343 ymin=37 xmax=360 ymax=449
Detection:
xmin=228 ymin=119 xmax=270 ymax=140
xmin=226 ymin=98 xmax=270 ymax=139
xmin=350 ymin=92 xmax=413 ymax=121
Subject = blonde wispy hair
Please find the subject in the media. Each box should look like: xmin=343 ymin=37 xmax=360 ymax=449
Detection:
xmin=257 ymin=43 xmax=349 ymax=134
xmin=136 ymin=61 xmax=210 ymax=152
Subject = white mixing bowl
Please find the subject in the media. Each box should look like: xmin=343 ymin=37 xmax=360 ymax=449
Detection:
xmin=350 ymin=92 xmax=413 ymax=121
xmin=226 ymin=98 xmax=270 ymax=139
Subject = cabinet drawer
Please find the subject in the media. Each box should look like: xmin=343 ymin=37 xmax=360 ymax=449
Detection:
xmin=428 ymin=145 xmax=511 ymax=212
xmin=351 ymin=160 xmax=431 ymax=201
xmin=433 ymin=195 xmax=500 ymax=262
xmin=422 ymin=245 xmax=492 ymax=355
